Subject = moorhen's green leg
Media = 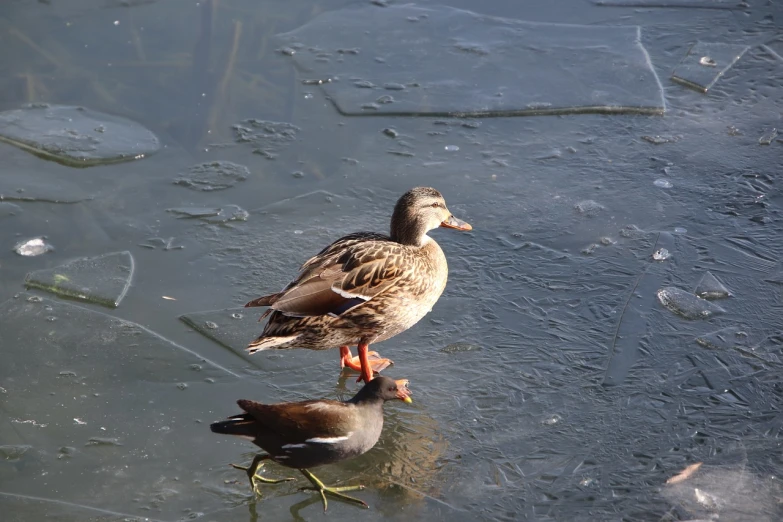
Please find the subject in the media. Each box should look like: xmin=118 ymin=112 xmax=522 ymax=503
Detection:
xmin=298 ymin=468 xmax=368 ymax=511
xmin=231 ymin=454 xmax=295 ymax=495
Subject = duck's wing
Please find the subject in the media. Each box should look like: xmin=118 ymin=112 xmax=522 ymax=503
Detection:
xmin=237 ymin=399 xmax=356 ymax=443
xmin=247 ymin=232 xmax=411 ymax=318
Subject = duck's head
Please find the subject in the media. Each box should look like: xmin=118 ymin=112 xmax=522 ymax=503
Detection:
xmin=390 ymin=187 xmax=471 ymax=246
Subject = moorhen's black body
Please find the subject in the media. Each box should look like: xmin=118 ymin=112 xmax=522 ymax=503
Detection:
xmin=210 ymin=376 xmax=412 ymax=510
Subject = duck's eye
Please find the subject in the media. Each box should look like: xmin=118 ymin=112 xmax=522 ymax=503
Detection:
xmin=431 ymin=202 xmax=440 ymax=208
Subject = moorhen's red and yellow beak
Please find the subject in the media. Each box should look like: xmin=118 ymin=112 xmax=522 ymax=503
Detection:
xmin=395 ymin=379 xmax=413 ymax=403
xmin=440 ymin=214 xmax=472 ymax=231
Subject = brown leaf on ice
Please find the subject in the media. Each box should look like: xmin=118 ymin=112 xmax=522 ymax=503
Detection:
xmin=666 ymin=462 xmax=703 ymax=484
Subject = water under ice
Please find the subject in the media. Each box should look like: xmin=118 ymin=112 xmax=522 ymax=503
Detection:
xmin=657 ymin=286 xmax=725 ymax=319
xmin=173 ymin=161 xmax=250 ymax=192
xmin=0 ymin=105 xmax=160 ymax=167
xmin=276 ymin=4 xmax=665 ymax=117
xmin=671 ymin=41 xmax=751 ymax=93
xmin=24 ymin=251 xmax=134 ymax=308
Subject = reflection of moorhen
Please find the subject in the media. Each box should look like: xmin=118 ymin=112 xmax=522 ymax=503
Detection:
xmin=210 ymin=376 xmax=413 ymax=511
xmin=244 ymin=187 xmax=472 ymax=384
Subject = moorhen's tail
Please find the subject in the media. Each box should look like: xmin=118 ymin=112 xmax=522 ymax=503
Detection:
xmin=210 ymin=412 xmax=258 ymax=438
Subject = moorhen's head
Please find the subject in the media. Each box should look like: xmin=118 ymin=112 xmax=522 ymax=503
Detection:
xmin=359 ymin=376 xmax=413 ymax=404
xmin=390 ymin=187 xmax=471 ymax=247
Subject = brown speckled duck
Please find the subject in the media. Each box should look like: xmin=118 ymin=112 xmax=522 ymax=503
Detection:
xmin=210 ymin=376 xmax=412 ymax=510
xmin=245 ymin=187 xmax=471 ymax=383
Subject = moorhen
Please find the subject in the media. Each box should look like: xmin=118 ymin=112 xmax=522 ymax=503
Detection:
xmin=210 ymin=376 xmax=413 ymax=510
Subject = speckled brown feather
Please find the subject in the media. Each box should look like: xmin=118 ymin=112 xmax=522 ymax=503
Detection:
xmin=245 ymin=188 xmax=468 ymax=355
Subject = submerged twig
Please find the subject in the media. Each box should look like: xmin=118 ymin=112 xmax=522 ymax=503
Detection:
xmin=207 ymin=19 xmax=242 ymax=139
xmin=6 ymin=25 xmax=61 ymax=67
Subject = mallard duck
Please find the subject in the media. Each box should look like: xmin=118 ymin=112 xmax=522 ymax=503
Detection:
xmin=210 ymin=376 xmax=412 ymax=511
xmin=245 ymin=187 xmax=471 ymax=383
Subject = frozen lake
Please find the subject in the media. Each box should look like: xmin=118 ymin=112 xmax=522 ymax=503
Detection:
xmin=1 ymin=0 xmax=782 ymax=520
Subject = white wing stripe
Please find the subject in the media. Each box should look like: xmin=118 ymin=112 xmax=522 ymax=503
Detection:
xmin=331 ymin=287 xmax=371 ymax=301
xmin=305 ymin=433 xmax=353 ymax=444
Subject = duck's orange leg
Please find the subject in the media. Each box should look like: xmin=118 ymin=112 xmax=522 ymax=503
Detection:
xmin=339 ymin=345 xmax=392 ymax=381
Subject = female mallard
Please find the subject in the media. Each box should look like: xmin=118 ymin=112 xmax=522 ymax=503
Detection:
xmin=245 ymin=187 xmax=471 ymax=383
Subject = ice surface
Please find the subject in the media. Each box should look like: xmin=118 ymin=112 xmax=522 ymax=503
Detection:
xmin=603 ymin=232 xmax=675 ymax=387
xmin=671 ymin=42 xmax=750 ymax=93
xmin=0 ymin=294 xmax=232 ymax=520
xmin=166 ymin=205 xmax=249 ymax=223
xmin=591 ymin=0 xmax=744 ymax=8
xmin=0 ymin=104 xmax=160 ymax=167
xmin=277 ymin=4 xmax=665 ymax=116
xmin=695 ymin=327 xmax=749 ymax=351
xmin=662 ymin=463 xmax=782 ymax=522
xmin=180 ymin=307 xmax=343 ymax=374
xmin=0 ymin=202 xmax=22 ymax=218
xmin=24 ymin=251 xmax=134 ymax=308
xmin=574 ymin=200 xmax=606 ymax=217
xmin=173 ymin=161 xmax=250 ymax=191
xmin=230 ymin=119 xmax=300 ymax=159
xmin=657 ymin=286 xmax=725 ymax=319
xmin=694 ymin=271 xmax=731 ymax=299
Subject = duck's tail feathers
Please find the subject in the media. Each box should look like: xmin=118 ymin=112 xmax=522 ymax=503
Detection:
xmin=246 ymin=334 xmax=300 ymax=354
xmin=210 ymin=413 xmax=257 ymax=438
xmin=245 ymin=293 xmax=280 ymax=308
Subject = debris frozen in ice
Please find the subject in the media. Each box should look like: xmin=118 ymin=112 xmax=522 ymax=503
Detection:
xmin=758 ymin=128 xmax=777 ymax=145
xmin=671 ymin=41 xmax=750 ymax=93
xmin=440 ymin=342 xmax=482 ymax=353
xmin=642 ymin=135 xmax=681 ymax=145
xmin=666 ymin=462 xmax=703 ymax=484
xmin=137 ymin=237 xmax=184 ymax=251
xmin=654 ymin=178 xmax=673 ymax=188
xmin=276 ymin=4 xmax=665 ymax=116
xmin=656 ymin=287 xmax=725 ymax=319
xmin=167 ymin=205 xmax=249 ymax=223
xmin=173 ymin=161 xmax=250 ymax=191
xmin=0 ymin=104 xmax=159 ymax=167
xmin=24 ymin=251 xmax=134 ymax=308
xmin=619 ymin=224 xmax=645 ymax=238
xmin=652 ymin=248 xmax=670 ymax=261
xmin=0 ymin=444 xmax=33 ymax=460
xmin=694 ymin=271 xmax=731 ymax=299
xmin=14 ymin=237 xmax=52 ymax=257
xmin=230 ymin=119 xmax=300 ymax=159
xmin=574 ymin=200 xmax=606 ymax=217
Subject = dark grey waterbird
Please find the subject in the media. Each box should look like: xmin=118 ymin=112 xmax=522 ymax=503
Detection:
xmin=210 ymin=376 xmax=413 ymax=510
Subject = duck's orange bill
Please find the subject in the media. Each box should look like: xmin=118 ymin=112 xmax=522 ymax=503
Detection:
xmin=440 ymin=215 xmax=472 ymax=231
xmin=395 ymin=379 xmax=413 ymax=404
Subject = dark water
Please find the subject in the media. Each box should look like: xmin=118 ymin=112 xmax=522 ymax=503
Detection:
xmin=1 ymin=0 xmax=782 ymax=520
